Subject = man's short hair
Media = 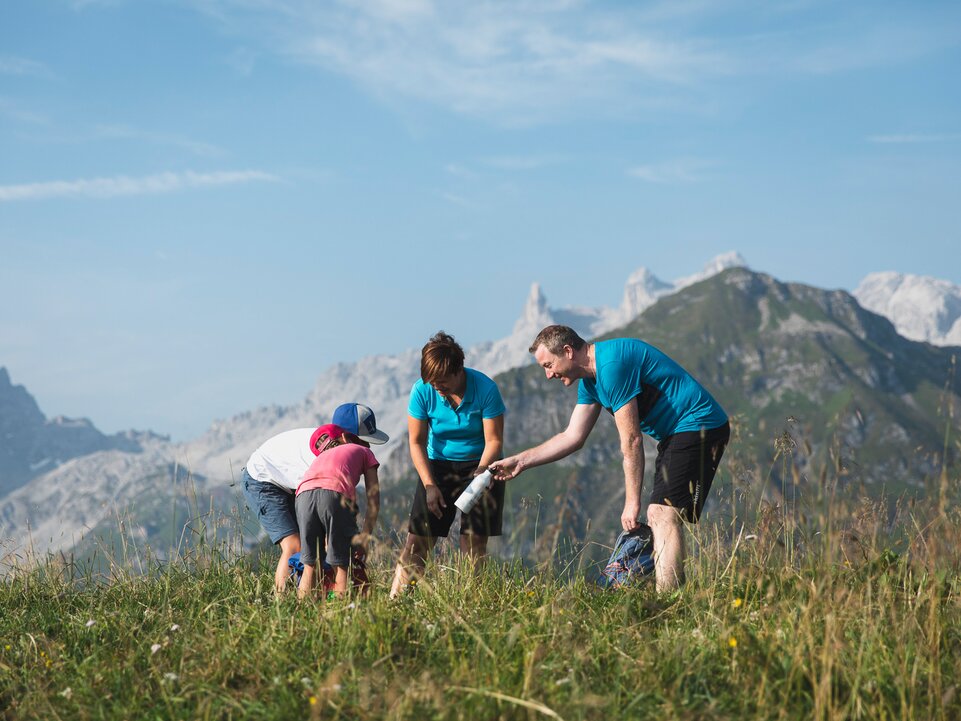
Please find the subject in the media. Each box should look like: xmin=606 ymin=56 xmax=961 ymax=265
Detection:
xmin=421 ymin=331 xmax=465 ymax=383
xmin=528 ymin=325 xmax=587 ymax=355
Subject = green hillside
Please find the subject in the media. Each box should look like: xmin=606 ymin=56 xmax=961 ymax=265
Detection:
xmin=490 ymin=268 xmax=960 ymax=551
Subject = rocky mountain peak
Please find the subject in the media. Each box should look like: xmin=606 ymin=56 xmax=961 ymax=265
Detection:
xmin=0 ymin=366 xmax=46 ymax=430
xmin=854 ymin=272 xmax=961 ymax=347
xmin=0 ymin=367 xmax=145 ymax=497
xmin=620 ymin=267 xmax=672 ymax=319
xmin=675 ymin=251 xmax=748 ymax=290
xmin=513 ymin=282 xmax=553 ymax=334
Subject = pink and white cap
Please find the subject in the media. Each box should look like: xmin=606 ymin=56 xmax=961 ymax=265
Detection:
xmin=309 ymin=423 xmax=346 ymax=456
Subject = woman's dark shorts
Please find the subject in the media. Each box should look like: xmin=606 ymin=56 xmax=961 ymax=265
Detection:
xmin=241 ymin=467 xmax=298 ymax=544
xmin=408 ymin=459 xmax=505 ymax=538
xmin=651 ymin=422 xmax=730 ymax=522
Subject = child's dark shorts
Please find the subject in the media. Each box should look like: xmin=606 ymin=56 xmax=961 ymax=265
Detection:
xmin=651 ymin=422 xmax=730 ymax=522
xmin=295 ymin=489 xmax=358 ymax=567
xmin=408 ymin=459 xmax=505 ymax=538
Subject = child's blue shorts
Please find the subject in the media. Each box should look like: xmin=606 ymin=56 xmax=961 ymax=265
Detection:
xmin=241 ymin=467 xmax=299 ymax=544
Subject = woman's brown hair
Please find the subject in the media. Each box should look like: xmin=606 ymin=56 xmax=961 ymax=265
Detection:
xmin=420 ymin=331 xmax=465 ymax=384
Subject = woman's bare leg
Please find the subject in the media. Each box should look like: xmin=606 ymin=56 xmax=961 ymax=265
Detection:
xmin=389 ymin=533 xmax=436 ymax=598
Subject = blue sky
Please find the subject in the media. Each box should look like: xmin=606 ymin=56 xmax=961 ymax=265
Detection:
xmin=2 ymin=0 xmax=960 ymax=440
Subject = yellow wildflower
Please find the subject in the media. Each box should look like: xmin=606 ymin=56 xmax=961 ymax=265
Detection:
xmin=732 ymin=598 xmax=743 ymax=608
xmin=309 ymin=696 xmax=318 ymax=706
xmin=728 ymin=637 xmax=738 ymax=648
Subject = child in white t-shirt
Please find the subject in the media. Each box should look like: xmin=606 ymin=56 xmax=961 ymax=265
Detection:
xmin=295 ymin=423 xmax=380 ymax=599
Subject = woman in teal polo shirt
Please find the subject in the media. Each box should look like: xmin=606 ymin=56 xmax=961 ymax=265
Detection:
xmin=389 ymin=331 xmax=505 ymax=597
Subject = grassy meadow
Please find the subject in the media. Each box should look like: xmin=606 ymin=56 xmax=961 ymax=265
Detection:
xmin=2 ymin=435 xmax=961 ymax=720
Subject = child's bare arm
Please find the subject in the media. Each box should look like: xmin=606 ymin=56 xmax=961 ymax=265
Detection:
xmin=360 ymin=467 xmax=379 ymax=543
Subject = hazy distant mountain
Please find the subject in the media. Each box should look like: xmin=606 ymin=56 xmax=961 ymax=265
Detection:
xmin=0 ymin=367 xmax=161 ymax=497
xmin=0 ymin=445 xmax=182 ymax=556
xmin=1 ymin=254 xmax=747 ymax=561
xmin=183 ymin=251 xmax=750 ymax=484
xmin=854 ymin=272 xmax=961 ymax=347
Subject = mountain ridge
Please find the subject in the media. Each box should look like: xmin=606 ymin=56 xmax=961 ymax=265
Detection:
xmin=0 ymin=253 xmax=746 ymax=560
xmin=3 ymin=256 xmax=960 ymax=565
xmin=0 ymin=367 xmax=164 ymax=497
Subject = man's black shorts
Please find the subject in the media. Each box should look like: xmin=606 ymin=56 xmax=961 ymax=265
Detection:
xmin=651 ymin=421 xmax=730 ymax=522
xmin=408 ymin=458 xmax=505 ymax=538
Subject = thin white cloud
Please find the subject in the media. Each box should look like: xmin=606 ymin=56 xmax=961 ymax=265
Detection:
xmin=0 ymin=97 xmax=50 ymax=125
xmin=867 ymin=133 xmax=961 ymax=144
xmin=196 ymin=1 xmax=960 ymax=123
xmin=627 ymin=158 xmax=713 ymax=184
xmin=0 ymin=170 xmax=279 ymax=202
xmin=0 ymin=56 xmax=50 ymax=78
xmin=439 ymin=191 xmax=477 ymax=208
xmin=198 ymin=0 xmax=730 ymax=124
xmin=70 ymin=0 xmax=122 ymax=10
xmin=444 ymin=163 xmax=477 ymax=180
xmin=481 ymin=155 xmax=563 ymax=171
xmin=94 ymin=124 xmax=226 ymax=157
xmin=225 ymin=46 xmax=260 ymax=76
xmin=791 ymin=17 xmax=961 ymax=75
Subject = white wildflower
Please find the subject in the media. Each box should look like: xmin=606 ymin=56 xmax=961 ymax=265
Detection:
xmin=150 ymin=644 xmax=162 ymax=655
xmin=301 ymin=677 xmax=312 ymax=688
xmin=163 ymin=673 xmax=178 ymax=682
xmin=59 ymin=687 xmax=73 ymax=699
xmin=170 ymin=624 xmax=180 ymax=632
xmin=84 ymin=620 xmax=95 ymax=628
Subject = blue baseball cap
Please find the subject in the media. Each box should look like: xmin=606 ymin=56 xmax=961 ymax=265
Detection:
xmin=331 ymin=403 xmax=389 ymax=445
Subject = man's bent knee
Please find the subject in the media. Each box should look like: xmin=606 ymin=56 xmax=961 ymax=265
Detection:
xmin=647 ymin=503 xmax=683 ymax=528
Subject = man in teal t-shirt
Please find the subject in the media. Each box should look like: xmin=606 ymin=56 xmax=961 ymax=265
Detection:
xmin=491 ymin=325 xmax=729 ymax=592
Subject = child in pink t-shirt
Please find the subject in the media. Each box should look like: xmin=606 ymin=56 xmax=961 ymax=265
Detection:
xmin=295 ymin=423 xmax=380 ymax=599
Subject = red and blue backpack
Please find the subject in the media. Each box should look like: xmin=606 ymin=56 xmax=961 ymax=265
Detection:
xmin=597 ymin=523 xmax=655 ymax=588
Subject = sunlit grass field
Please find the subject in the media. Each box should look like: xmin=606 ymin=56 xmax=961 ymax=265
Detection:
xmin=4 ymin=407 xmax=961 ymax=721
xmin=3 ymin=481 xmax=960 ymax=721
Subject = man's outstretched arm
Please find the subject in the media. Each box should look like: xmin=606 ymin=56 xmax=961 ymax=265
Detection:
xmin=490 ymin=403 xmax=601 ymax=480
xmin=613 ymin=400 xmax=644 ymax=532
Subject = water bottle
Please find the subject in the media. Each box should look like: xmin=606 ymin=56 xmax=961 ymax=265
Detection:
xmin=454 ymin=470 xmax=493 ymax=514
